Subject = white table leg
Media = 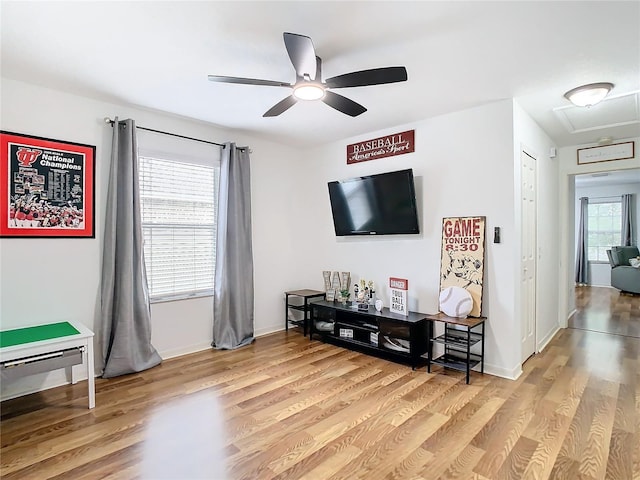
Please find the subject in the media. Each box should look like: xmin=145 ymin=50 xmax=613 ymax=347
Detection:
xmin=86 ymin=338 xmax=96 ymax=408
xmin=86 ymin=339 xmax=95 ymax=409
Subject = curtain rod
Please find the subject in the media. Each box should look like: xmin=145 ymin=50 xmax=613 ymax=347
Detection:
xmin=104 ymin=117 xmax=249 ymax=151
xmin=586 ymin=195 xmax=627 ymax=200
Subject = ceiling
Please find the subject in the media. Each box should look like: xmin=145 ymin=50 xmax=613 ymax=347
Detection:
xmin=1 ymin=1 xmax=639 ymax=148
xmin=575 ymin=168 xmax=640 ymax=188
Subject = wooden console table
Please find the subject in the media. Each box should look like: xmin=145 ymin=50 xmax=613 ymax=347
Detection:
xmin=0 ymin=320 xmax=95 ymax=409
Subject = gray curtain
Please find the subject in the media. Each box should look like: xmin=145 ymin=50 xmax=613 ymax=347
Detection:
xmin=621 ymin=193 xmax=634 ymax=246
xmin=212 ymin=143 xmax=254 ymax=349
xmin=575 ymin=197 xmax=589 ymax=285
xmin=100 ymin=117 xmax=162 ymax=378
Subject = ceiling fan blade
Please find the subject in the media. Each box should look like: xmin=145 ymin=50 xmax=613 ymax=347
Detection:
xmin=263 ymin=95 xmax=298 ymax=117
xmin=325 ymin=67 xmax=408 ymax=88
xmin=322 ymin=91 xmax=367 ymax=117
xmin=208 ymin=75 xmax=291 ymax=87
xmin=283 ymin=32 xmax=317 ymax=80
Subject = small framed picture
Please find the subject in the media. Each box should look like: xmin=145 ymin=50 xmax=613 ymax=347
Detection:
xmin=577 ymin=141 xmax=634 ymax=165
xmin=1 ymin=131 xmax=95 ymax=238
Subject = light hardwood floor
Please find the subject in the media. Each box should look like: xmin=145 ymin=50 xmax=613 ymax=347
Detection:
xmin=1 ymin=287 xmax=639 ymax=479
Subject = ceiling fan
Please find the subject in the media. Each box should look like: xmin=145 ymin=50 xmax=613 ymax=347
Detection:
xmin=208 ymin=32 xmax=408 ymax=117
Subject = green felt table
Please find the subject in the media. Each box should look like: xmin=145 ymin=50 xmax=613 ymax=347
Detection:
xmin=0 ymin=322 xmax=80 ymax=348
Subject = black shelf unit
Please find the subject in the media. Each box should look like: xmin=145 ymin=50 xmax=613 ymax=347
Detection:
xmin=285 ymin=289 xmax=325 ymax=336
xmin=310 ymin=300 xmax=429 ymax=369
xmin=426 ymin=312 xmax=486 ymax=384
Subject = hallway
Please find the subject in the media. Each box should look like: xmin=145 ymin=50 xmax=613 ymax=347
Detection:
xmin=570 ymin=286 xmax=640 ymax=338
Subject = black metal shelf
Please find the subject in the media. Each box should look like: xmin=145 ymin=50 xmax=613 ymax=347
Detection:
xmin=426 ymin=313 xmax=486 ymax=384
xmin=285 ymin=290 xmax=326 ymax=336
xmin=310 ymin=301 xmax=429 ymax=369
xmin=288 ymin=304 xmax=307 ymax=312
xmin=333 ymin=336 xmax=379 ymax=350
xmin=431 ymin=353 xmax=482 ymax=372
xmin=432 ymin=330 xmax=482 ymax=349
xmin=335 ymin=321 xmax=378 ymax=333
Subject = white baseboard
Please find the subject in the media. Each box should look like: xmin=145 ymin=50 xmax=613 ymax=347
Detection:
xmin=483 ymin=362 xmax=522 ymax=380
xmin=157 ymin=328 xmax=289 ymax=359
xmin=254 ymin=325 xmax=286 ymax=337
xmin=537 ymin=325 xmax=560 ymax=354
xmin=564 ymin=308 xmax=577 ymax=328
xmin=158 ymin=342 xmax=212 ymax=360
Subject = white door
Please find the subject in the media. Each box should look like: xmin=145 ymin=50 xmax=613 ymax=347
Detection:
xmin=521 ymin=150 xmax=537 ymax=363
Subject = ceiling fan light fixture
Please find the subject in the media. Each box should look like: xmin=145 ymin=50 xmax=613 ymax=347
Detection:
xmin=293 ymin=83 xmax=325 ymax=101
xmin=209 ymin=33 xmax=407 ymax=116
xmin=563 ymin=82 xmax=614 ymax=107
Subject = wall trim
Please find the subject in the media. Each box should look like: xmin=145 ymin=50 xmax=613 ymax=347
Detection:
xmin=484 ymin=362 xmax=522 ymax=380
xmin=537 ymin=325 xmax=561 ymax=353
xmin=159 ymin=342 xmax=212 ymax=360
xmin=255 ymin=325 xmax=286 ymax=337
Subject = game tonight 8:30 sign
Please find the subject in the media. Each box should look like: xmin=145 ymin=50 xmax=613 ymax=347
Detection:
xmin=439 ymin=216 xmax=486 ymax=317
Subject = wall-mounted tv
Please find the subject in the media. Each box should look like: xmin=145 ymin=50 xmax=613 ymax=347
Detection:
xmin=327 ymin=168 xmax=420 ymax=236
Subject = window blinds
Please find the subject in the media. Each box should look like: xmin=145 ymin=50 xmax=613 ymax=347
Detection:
xmin=139 ymin=156 xmax=217 ymax=300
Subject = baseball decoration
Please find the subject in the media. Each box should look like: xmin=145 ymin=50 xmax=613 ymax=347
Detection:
xmin=439 ymin=286 xmax=473 ymax=318
xmin=440 ymin=216 xmax=486 ymax=317
xmin=374 ymin=299 xmax=383 ymax=312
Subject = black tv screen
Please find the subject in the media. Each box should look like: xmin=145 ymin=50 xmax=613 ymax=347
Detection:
xmin=328 ymin=169 xmax=420 ymax=236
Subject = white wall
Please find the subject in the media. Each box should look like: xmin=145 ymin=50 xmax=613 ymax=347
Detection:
xmin=558 ymin=136 xmax=640 ymax=322
xmin=574 ymin=181 xmax=640 ymax=287
xmin=0 ymin=79 xmax=570 ymax=400
xmin=290 ymin=100 xmax=523 ymax=379
xmin=0 ymin=78 xmax=301 ymax=399
xmin=512 ymin=101 xmax=560 ymax=354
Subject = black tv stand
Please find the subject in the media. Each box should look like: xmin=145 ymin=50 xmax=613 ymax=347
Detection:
xmin=309 ymin=300 xmax=429 ymax=369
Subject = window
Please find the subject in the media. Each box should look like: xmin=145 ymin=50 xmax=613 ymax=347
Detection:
xmin=587 ymin=200 xmax=621 ymax=262
xmin=139 ymin=156 xmax=218 ymax=301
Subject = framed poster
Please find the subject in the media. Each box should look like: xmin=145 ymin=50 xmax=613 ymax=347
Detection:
xmin=0 ymin=131 xmax=95 ymax=238
xmin=439 ymin=216 xmax=486 ymax=317
xmin=577 ymin=141 xmax=634 ymax=165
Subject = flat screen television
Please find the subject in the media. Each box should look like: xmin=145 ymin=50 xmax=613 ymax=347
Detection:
xmin=327 ymin=168 xmax=420 ymax=236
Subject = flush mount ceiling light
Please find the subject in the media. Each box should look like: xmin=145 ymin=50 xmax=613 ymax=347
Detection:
xmin=293 ymin=82 xmax=325 ymax=100
xmin=564 ymin=82 xmax=614 ymax=107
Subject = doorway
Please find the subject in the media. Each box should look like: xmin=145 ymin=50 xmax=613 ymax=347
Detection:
xmin=521 ymin=150 xmax=537 ymax=363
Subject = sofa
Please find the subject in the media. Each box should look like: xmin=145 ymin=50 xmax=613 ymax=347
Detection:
xmin=607 ymin=246 xmax=640 ymax=294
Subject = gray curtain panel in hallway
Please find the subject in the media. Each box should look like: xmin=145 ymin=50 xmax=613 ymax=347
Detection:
xmin=212 ymin=142 xmax=254 ymax=350
xmin=575 ymin=196 xmax=589 ymax=285
xmin=100 ymin=117 xmax=162 ymax=378
xmin=621 ymin=193 xmax=634 ymax=246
